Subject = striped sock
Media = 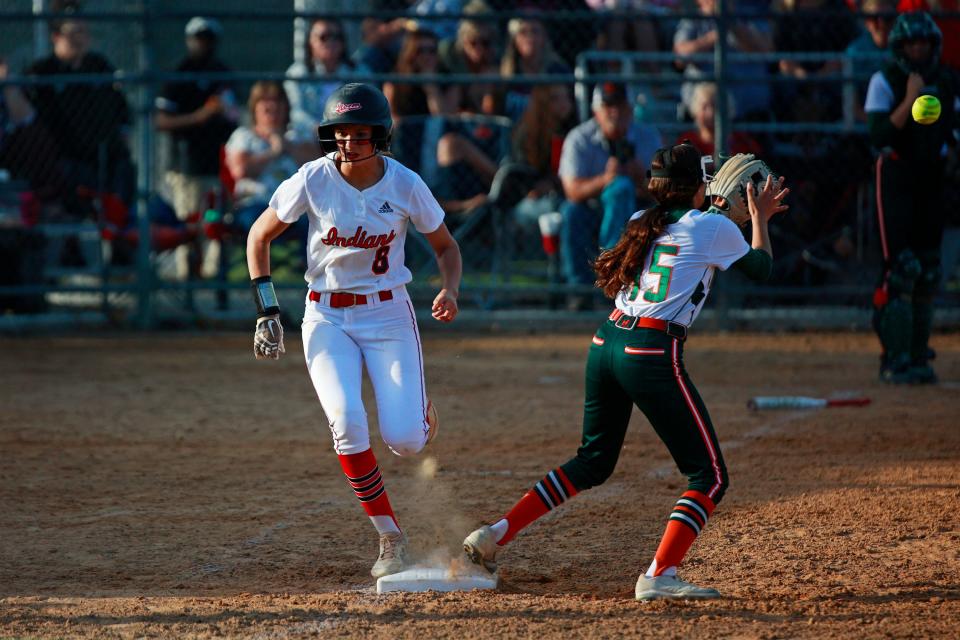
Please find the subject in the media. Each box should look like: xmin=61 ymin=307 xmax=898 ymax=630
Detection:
xmin=338 ymin=449 xmax=400 ymax=535
xmin=647 ymin=490 xmax=715 ymax=577
xmin=494 ymin=468 xmax=578 ymax=545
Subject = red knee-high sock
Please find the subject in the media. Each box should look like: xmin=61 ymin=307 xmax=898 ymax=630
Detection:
xmin=338 ymin=449 xmax=401 ymax=535
xmin=494 ymin=468 xmax=578 ymax=546
xmin=649 ymin=490 xmax=716 ymax=577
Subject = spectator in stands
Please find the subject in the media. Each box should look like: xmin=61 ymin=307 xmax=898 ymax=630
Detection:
xmin=675 ymin=83 xmax=763 ymax=158
xmin=440 ymin=0 xmax=500 ymax=115
xmin=354 ymin=1 xmax=414 ymax=73
xmin=673 ymin=0 xmax=774 ymax=122
xmin=411 ymin=0 xmax=469 ymax=42
xmin=773 ymin=0 xmax=859 ymax=123
xmin=558 ymin=82 xmax=662 ymax=308
xmin=500 ymin=0 xmax=598 ymax=67
xmin=385 ymin=25 xmax=498 ymax=215
xmin=384 ymin=26 xmax=452 ymax=118
xmin=285 ymin=18 xmax=369 ymax=129
xmin=0 ymin=58 xmax=67 ymax=205
xmin=432 ymin=123 xmax=500 ymax=216
xmin=499 ymin=16 xmax=571 ymax=122
xmin=225 ymin=81 xmax=317 ymax=237
xmin=770 ymin=0 xmax=861 ymax=275
xmin=155 ymin=17 xmax=239 ymax=279
xmin=587 ymin=0 xmax=662 ymax=72
xmin=844 ymin=0 xmax=895 ymax=122
xmin=25 ymin=1 xmax=135 ymax=211
xmin=511 ymin=84 xmax=577 ymax=232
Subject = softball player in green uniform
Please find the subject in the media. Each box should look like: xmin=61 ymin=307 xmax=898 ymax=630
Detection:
xmin=464 ymin=143 xmax=788 ymax=600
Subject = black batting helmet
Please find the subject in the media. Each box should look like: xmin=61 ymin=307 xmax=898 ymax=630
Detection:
xmin=316 ymin=83 xmax=393 ymax=155
xmin=889 ymin=11 xmax=942 ymax=76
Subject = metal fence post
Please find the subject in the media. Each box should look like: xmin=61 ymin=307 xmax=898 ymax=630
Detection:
xmin=136 ymin=0 xmax=156 ymax=329
xmin=714 ymin=0 xmax=729 ymax=162
xmin=32 ymin=0 xmax=49 ymax=59
xmin=713 ymin=0 xmax=732 ymax=330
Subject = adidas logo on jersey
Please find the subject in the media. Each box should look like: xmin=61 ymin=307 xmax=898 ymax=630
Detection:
xmin=378 ymin=202 xmax=394 ymax=214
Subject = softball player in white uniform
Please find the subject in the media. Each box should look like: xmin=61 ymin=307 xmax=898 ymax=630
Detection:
xmin=246 ymin=83 xmax=462 ymax=578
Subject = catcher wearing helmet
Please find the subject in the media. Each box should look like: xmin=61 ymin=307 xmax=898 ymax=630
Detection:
xmin=246 ymin=83 xmax=461 ymax=578
xmin=864 ymin=11 xmax=957 ymax=384
xmin=463 ymin=143 xmax=788 ymax=600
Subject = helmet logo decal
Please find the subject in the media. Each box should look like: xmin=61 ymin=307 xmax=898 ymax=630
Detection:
xmin=334 ymin=102 xmax=362 ymax=114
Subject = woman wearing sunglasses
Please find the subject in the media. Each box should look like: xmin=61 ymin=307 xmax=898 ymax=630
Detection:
xmin=285 ymin=18 xmax=369 ymax=129
xmin=463 ymin=143 xmax=789 ymax=601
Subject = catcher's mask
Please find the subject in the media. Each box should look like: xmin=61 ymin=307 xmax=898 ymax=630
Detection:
xmin=317 ymin=83 xmax=393 ymax=162
xmin=647 ymin=142 xmax=710 ymax=186
xmin=889 ymin=11 xmax=942 ymax=77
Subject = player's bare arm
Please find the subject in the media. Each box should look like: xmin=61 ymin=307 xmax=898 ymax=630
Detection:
xmin=246 ymin=207 xmax=291 ymax=278
xmin=745 ymin=175 xmax=789 ymax=259
xmin=424 ymin=223 xmax=461 ymax=323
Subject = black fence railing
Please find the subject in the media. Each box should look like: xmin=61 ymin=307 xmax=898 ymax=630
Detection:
xmin=0 ymin=5 xmax=957 ymax=327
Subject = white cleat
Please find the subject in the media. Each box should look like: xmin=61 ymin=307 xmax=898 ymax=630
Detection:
xmin=371 ymin=532 xmax=409 ymax=578
xmin=635 ymin=574 xmax=721 ymax=601
xmin=463 ymin=526 xmax=499 ymax=573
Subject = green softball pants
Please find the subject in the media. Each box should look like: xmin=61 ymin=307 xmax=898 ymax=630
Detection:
xmin=559 ymin=319 xmax=729 ymax=504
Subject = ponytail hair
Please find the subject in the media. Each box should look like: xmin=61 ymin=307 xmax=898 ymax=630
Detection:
xmin=594 ymin=144 xmax=704 ymax=299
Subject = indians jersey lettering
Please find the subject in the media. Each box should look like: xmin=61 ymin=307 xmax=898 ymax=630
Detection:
xmin=614 ymin=209 xmax=750 ymax=327
xmin=269 ymin=155 xmax=445 ymax=293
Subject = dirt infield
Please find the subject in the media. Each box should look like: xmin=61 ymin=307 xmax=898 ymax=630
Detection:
xmin=1 ymin=330 xmax=958 ymax=638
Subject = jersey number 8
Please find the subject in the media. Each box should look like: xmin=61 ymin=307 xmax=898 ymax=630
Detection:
xmin=372 ymin=246 xmax=391 ymax=275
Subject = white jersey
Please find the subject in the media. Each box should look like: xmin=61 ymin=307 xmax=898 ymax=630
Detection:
xmin=269 ymin=154 xmax=445 ymax=293
xmin=614 ymin=208 xmax=750 ymax=327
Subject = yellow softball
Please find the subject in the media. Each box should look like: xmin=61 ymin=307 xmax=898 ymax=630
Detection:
xmin=912 ymin=95 xmax=941 ymax=125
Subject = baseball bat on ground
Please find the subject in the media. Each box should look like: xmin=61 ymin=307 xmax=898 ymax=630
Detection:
xmin=747 ymin=396 xmax=871 ymax=411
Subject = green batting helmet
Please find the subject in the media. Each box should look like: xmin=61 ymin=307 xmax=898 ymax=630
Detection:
xmin=889 ymin=11 xmax=942 ymax=76
xmin=316 ymin=83 xmax=393 ymax=155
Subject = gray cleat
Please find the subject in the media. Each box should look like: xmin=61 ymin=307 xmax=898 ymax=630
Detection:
xmin=635 ymin=574 xmax=721 ymax=601
xmin=371 ymin=532 xmax=409 ymax=578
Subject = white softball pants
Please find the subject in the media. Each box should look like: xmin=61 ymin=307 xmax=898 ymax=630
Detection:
xmin=301 ymin=286 xmax=431 ymax=456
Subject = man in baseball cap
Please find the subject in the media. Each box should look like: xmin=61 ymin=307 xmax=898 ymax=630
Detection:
xmin=592 ymin=81 xmax=628 ymax=109
xmin=557 ymin=81 xmax=662 ymax=309
xmin=184 ymin=16 xmax=223 ymax=39
xmin=155 ymin=15 xmax=238 ymax=278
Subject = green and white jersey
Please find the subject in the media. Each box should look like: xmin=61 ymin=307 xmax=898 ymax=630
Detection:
xmin=614 ymin=208 xmax=750 ymax=327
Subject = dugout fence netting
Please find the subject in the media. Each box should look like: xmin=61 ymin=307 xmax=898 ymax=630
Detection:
xmin=0 ymin=2 xmax=958 ymax=329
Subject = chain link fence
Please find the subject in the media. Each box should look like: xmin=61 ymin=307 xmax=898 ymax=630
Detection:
xmin=0 ymin=1 xmax=958 ymax=328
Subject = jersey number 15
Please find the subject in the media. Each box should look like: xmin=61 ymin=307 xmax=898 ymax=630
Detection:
xmin=627 ymin=244 xmax=678 ymax=303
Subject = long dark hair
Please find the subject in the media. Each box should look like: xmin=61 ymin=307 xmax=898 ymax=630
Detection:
xmin=594 ymin=144 xmax=703 ymax=299
xmin=516 ymin=84 xmax=573 ymax=174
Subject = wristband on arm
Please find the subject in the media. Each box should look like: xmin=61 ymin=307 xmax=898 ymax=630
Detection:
xmin=251 ymin=275 xmax=280 ymax=317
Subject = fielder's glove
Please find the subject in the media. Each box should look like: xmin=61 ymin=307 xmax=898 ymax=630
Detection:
xmin=254 ymin=314 xmax=285 ymax=360
xmin=705 ymin=153 xmax=775 ymax=226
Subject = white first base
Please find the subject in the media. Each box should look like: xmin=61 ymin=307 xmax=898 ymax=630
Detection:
xmin=376 ymin=568 xmax=498 ymax=594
